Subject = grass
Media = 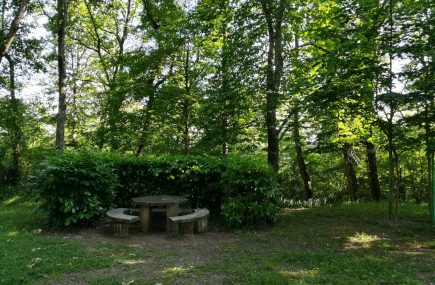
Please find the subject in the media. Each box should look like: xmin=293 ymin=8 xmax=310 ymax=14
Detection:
xmin=0 ymin=197 xmax=434 ymax=284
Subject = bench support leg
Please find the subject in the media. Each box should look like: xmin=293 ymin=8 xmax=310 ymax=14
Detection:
xmin=139 ymin=206 xmax=151 ymax=233
xmin=196 ymin=218 xmax=208 ymax=233
xmin=113 ymin=222 xmax=129 ymax=237
xmin=179 ymin=222 xmax=195 ymax=235
xmin=168 ymin=220 xmax=179 ymax=236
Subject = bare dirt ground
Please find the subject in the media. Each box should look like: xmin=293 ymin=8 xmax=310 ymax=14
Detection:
xmin=45 ymin=219 xmax=238 ymax=285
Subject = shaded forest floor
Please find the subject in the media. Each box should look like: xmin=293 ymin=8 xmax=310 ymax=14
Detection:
xmin=1 ymin=197 xmax=434 ymax=284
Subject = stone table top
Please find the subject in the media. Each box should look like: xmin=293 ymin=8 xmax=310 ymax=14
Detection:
xmin=132 ymin=195 xmax=188 ymax=207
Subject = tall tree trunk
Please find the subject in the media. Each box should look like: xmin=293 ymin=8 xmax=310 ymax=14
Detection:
xmin=424 ymin=102 xmax=433 ymax=221
xmin=182 ymin=46 xmax=191 ymax=155
xmin=343 ymin=143 xmax=358 ymax=201
xmin=135 ymin=75 xmax=166 ymax=156
xmin=221 ymin=117 xmax=228 ymax=156
xmin=293 ymin=106 xmax=313 ymax=200
xmin=220 ymin=0 xmax=229 ymax=156
xmin=260 ymin=0 xmax=286 ymax=172
xmin=0 ymin=0 xmax=29 ymax=63
xmin=393 ymin=147 xmax=400 ymax=215
xmin=5 ymin=54 xmax=21 ymax=184
xmin=55 ymin=0 xmax=69 ymax=150
xmin=387 ymin=0 xmax=398 ymax=220
xmin=364 ymin=141 xmax=381 ymax=201
xmin=387 ymin=116 xmax=397 ymax=220
xmin=135 ymin=94 xmax=155 ymax=156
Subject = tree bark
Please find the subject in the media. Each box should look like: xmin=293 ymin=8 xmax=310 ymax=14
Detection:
xmin=0 ymin=0 xmax=29 ymax=63
xmin=387 ymin=116 xmax=397 ymax=220
xmin=364 ymin=141 xmax=381 ymax=201
xmin=182 ymin=47 xmax=191 ymax=155
xmin=424 ymin=102 xmax=433 ymax=220
xmin=135 ymin=92 xmax=156 ymax=156
xmin=387 ymin=0 xmax=398 ymax=220
xmin=293 ymin=106 xmax=313 ymax=200
xmin=55 ymin=0 xmax=69 ymax=150
xmin=260 ymin=0 xmax=286 ymax=172
xmin=343 ymin=143 xmax=358 ymax=201
xmin=220 ymin=0 xmax=229 ymax=156
xmin=5 ymin=54 xmax=21 ymax=184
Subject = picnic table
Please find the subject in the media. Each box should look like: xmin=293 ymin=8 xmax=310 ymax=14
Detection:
xmin=132 ymin=195 xmax=188 ymax=233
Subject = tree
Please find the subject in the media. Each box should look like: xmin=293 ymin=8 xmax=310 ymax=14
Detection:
xmin=398 ymin=0 xmax=434 ymax=218
xmin=0 ymin=0 xmax=30 ymax=63
xmin=55 ymin=0 xmax=69 ymax=150
xmin=260 ymin=0 xmax=286 ymax=172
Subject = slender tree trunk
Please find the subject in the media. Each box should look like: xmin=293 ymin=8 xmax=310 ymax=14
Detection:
xmin=55 ymin=0 xmax=69 ymax=150
xmin=387 ymin=0 xmax=398 ymax=220
xmin=135 ymin=75 xmax=166 ymax=156
xmin=260 ymin=0 xmax=286 ymax=172
xmin=182 ymin=101 xmax=190 ymax=155
xmin=5 ymin=54 xmax=21 ymax=184
xmin=0 ymin=0 xmax=29 ymax=63
xmin=135 ymin=95 xmax=155 ymax=156
xmin=387 ymin=116 xmax=397 ymax=220
xmin=220 ymin=0 xmax=229 ymax=156
xmin=221 ymin=117 xmax=228 ymax=156
xmin=393 ymin=147 xmax=400 ymax=215
xmin=424 ymin=102 xmax=433 ymax=220
xmin=293 ymin=106 xmax=313 ymax=200
xmin=343 ymin=143 xmax=358 ymax=201
xmin=365 ymin=141 xmax=381 ymax=201
xmin=182 ymin=47 xmax=191 ymax=155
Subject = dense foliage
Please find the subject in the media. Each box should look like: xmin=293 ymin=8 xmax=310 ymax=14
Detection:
xmin=35 ymin=152 xmax=279 ymax=227
xmin=107 ymin=154 xmax=225 ymax=210
xmin=0 ymin=0 xmax=433 ymax=223
xmin=36 ymin=152 xmax=116 ymax=227
xmin=221 ymin=157 xmax=280 ymax=227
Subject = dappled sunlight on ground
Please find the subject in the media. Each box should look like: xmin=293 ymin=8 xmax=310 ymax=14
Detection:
xmin=7 ymin=230 xmax=19 ymax=237
xmin=2 ymin=199 xmax=434 ymax=284
xmin=345 ymin=232 xmax=388 ymax=249
xmin=2 ymin=196 xmax=22 ymax=206
xmin=279 ymin=268 xmax=319 ymax=278
xmin=280 ymin=207 xmax=310 ymax=215
xmin=118 ymin=259 xmax=147 ymax=265
xmin=160 ymin=265 xmax=196 ymax=279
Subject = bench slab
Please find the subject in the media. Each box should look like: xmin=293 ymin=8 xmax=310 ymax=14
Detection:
xmin=168 ymin=208 xmax=209 ymax=235
xmin=107 ymin=208 xmax=139 ymax=223
xmin=107 ymin=208 xmax=139 ymax=237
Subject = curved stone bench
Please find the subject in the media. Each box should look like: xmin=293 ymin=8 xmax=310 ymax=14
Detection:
xmin=168 ymin=208 xmax=210 ymax=236
xmin=107 ymin=208 xmax=139 ymax=237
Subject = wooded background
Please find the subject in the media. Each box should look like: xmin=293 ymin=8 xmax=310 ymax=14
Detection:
xmin=0 ymin=0 xmax=433 ymax=219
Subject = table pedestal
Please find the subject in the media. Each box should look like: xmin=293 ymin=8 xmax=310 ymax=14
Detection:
xmin=166 ymin=204 xmax=179 ymax=233
xmin=139 ymin=206 xmax=151 ymax=232
xmin=133 ymin=195 xmax=188 ymax=233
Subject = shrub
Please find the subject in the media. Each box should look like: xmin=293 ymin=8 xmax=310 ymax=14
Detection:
xmin=36 ymin=152 xmax=116 ymax=227
xmin=99 ymin=154 xmax=225 ymax=211
xmin=35 ymin=151 xmax=279 ymax=228
xmin=221 ymin=157 xmax=280 ymax=227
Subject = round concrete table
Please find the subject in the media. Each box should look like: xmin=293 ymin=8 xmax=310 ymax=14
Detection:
xmin=132 ymin=195 xmax=188 ymax=233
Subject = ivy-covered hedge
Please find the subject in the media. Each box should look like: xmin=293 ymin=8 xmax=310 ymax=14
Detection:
xmin=35 ymin=151 xmax=279 ymax=228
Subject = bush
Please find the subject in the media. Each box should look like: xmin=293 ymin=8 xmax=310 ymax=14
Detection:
xmin=221 ymin=157 xmax=280 ymax=227
xmin=35 ymin=151 xmax=279 ymax=228
xmin=97 ymin=154 xmax=225 ymax=211
xmin=36 ymin=152 xmax=116 ymax=227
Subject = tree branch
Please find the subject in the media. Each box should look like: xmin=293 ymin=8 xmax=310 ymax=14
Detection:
xmin=0 ymin=0 xmax=30 ymax=63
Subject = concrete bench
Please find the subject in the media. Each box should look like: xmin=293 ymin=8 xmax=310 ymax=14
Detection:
xmin=107 ymin=208 xmax=139 ymax=237
xmin=168 ymin=208 xmax=209 ymax=236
